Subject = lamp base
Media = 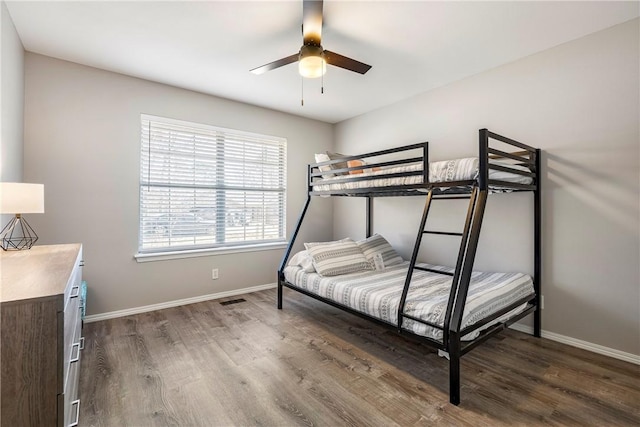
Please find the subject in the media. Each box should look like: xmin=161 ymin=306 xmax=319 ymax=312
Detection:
xmin=0 ymin=214 xmax=39 ymax=250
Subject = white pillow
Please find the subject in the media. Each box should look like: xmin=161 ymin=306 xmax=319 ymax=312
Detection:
xmin=314 ymin=153 xmax=333 ymax=178
xmin=489 ymin=160 xmax=534 ymax=185
xmin=287 ymin=250 xmax=316 ymax=273
xmin=326 ymin=152 xmax=349 ymax=173
xmin=305 ymin=238 xmax=372 ymax=277
xmin=356 ymin=234 xmax=404 ymax=270
xmin=304 ymin=237 xmax=351 ymax=248
xmin=314 ymin=152 xmax=350 ymax=178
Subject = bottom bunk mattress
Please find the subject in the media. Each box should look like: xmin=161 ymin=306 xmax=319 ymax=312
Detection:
xmin=283 ymin=261 xmax=534 ymax=341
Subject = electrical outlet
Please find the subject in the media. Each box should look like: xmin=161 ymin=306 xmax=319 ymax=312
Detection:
xmin=212 ymin=268 xmax=219 ymax=280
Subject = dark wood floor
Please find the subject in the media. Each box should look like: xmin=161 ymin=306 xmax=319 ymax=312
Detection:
xmin=80 ymin=288 xmax=640 ymax=426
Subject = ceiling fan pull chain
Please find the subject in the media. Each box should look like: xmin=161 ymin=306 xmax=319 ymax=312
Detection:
xmin=321 ymin=71 xmax=324 ymax=94
xmin=301 ymin=75 xmax=304 ymax=106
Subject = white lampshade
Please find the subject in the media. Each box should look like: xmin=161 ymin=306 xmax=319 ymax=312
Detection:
xmin=0 ymin=183 xmax=45 ymax=214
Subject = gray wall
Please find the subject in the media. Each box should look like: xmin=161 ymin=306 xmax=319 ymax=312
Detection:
xmin=333 ymin=20 xmax=639 ymax=355
xmin=23 ymin=54 xmax=333 ymax=315
xmin=1 ymin=0 xmax=24 ymax=182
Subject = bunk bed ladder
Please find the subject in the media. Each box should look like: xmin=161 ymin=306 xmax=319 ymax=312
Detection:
xmin=396 ymin=184 xmax=486 ymax=405
xmin=397 ymin=187 xmax=480 ymax=331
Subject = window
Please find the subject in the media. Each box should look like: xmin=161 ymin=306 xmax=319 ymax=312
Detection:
xmin=139 ymin=115 xmax=286 ymax=254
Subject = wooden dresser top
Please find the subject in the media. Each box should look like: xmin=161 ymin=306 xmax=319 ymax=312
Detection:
xmin=0 ymin=244 xmax=81 ymax=304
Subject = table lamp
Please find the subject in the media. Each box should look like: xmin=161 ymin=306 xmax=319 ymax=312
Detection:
xmin=0 ymin=182 xmax=45 ymax=250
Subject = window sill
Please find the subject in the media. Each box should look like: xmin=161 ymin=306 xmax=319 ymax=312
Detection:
xmin=134 ymin=242 xmax=288 ymax=263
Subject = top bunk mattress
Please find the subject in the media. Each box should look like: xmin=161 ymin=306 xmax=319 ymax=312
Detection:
xmin=283 ymin=261 xmax=534 ymax=342
xmin=313 ymin=157 xmax=532 ymax=193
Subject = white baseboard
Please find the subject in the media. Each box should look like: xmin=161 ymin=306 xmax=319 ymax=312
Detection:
xmin=84 ymin=283 xmax=277 ymax=323
xmin=509 ymin=323 xmax=640 ymax=365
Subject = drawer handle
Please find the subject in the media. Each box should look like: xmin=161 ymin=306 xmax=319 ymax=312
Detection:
xmin=79 ymin=337 xmax=85 ymax=351
xmin=70 ymin=286 xmax=80 ymax=298
xmin=69 ymin=399 xmax=80 ymax=427
xmin=70 ymin=342 xmax=81 ymax=363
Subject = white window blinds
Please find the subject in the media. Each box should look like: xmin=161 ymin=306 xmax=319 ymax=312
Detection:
xmin=139 ymin=115 xmax=286 ymax=253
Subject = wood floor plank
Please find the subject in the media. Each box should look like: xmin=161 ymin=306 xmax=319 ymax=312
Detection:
xmin=80 ymin=288 xmax=640 ymax=426
xmin=79 ymin=320 xmax=129 ymax=427
xmin=472 ymin=339 xmax=640 ymax=422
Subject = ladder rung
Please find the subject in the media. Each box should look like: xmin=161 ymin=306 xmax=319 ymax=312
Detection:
xmin=423 ymin=230 xmax=463 ymax=236
xmin=432 ymin=195 xmax=472 ymax=200
xmin=413 ymin=266 xmax=455 ymax=276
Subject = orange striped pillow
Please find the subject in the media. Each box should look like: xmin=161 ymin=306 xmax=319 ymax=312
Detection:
xmin=348 ymin=159 xmax=381 ymax=174
xmin=347 ymin=159 xmax=365 ymax=174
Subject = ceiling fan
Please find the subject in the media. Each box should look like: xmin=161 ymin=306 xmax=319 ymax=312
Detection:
xmin=250 ymin=0 xmax=372 ymax=79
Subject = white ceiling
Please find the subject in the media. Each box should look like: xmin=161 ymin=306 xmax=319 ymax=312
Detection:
xmin=6 ymin=1 xmax=639 ymax=124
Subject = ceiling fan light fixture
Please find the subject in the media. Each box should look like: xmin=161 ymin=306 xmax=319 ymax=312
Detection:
xmin=298 ymin=45 xmax=326 ymax=78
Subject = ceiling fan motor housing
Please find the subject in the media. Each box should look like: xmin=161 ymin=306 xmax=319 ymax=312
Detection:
xmin=299 ymin=44 xmax=324 ymax=60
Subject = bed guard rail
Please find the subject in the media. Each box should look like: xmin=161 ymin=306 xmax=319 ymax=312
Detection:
xmin=479 ymin=128 xmax=539 ymax=192
xmin=308 ymin=142 xmax=429 ymax=194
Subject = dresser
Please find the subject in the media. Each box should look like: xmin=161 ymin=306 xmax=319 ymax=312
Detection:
xmin=1 ymin=244 xmax=84 ymax=427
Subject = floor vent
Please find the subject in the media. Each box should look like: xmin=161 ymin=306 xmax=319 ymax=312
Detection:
xmin=220 ymin=298 xmax=246 ymax=306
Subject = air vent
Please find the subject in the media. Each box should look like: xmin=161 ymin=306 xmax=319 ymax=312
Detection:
xmin=219 ymin=298 xmax=246 ymax=306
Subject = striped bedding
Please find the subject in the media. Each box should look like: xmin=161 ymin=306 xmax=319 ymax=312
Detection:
xmin=284 ymin=261 xmax=534 ymax=341
xmin=313 ymin=157 xmax=532 ymax=193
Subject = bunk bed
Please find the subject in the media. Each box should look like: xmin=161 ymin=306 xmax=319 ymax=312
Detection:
xmin=277 ymin=129 xmax=541 ymax=405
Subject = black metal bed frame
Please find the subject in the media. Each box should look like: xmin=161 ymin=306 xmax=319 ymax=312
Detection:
xmin=277 ymin=128 xmax=541 ymax=405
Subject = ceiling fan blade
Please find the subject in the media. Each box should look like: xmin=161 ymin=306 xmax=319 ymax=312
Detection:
xmin=250 ymin=54 xmax=299 ymax=75
xmin=302 ymin=0 xmax=323 ymax=45
xmin=323 ymin=50 xmax=372 ymax=75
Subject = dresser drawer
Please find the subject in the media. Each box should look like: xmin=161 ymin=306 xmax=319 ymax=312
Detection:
xmin=63 ymin=290 xmax=80 ymax=392
xmin=63 ymin=252 xmax=83 ymax=310
xmin=62 ymin=359 xmax=81 ymax=427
